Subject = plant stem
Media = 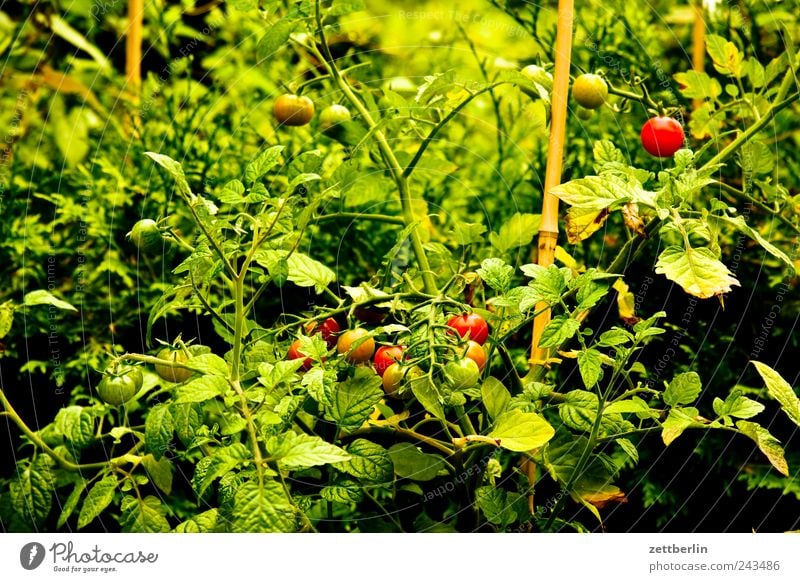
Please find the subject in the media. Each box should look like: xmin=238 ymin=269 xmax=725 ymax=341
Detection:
xmin=312 ymin=0 xmax=437 ymax=295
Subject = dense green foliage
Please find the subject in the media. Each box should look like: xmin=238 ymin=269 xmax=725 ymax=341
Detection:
xmin=1 ymin=0 xmax=799 ymax=533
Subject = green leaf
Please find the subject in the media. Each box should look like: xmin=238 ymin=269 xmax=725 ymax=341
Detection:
xmin=141 ymin=454 xmax=174 ymax=495
xmin=751 ymin=362 xmax=800 ymax=427
xmin=231 ymin=480 xmax=296 ymax=532
xmin=257 ymin=18 xmax=297 ymax=61
xmin=559 ymin=390 xmax=599 ymax=432
xmin=477 ymin=258 xmax=515 ymax=293
xmin=244 ymin=145 xmax=284 ymax=185
xmin=145 ymin=152 xmax=193 ymax=197
xmin=329 ymin=368 xmax=383 ymax=431
xmin=57 ymin=480 xmax=87 ymax=529
xmin=173 ymin=509 xmax=220 ymax=533
xmin=661 ymin=407 xmax=699 ymax=445
xmin=481 ymin=377 xmax=511 ymax=420
xmin=0 ymin=302 xmax=13 ymax=339
xmin=256 ymin=250 xmax=336 ymax=294
xmin=655 ymin=245 xmax=739 ymax=299
xmin=713 ymin=391 xmax=764 ymax=421
xmin=45 ymin=14 xmax=111 ymax=72
xmin=187 ymin=353 xmax=230 ymax=376
xmin=192 ymin=443 xmax=251 ymax=496
xmin=673 ymin=71 xmax=722 ymax=100
xmin=387 ymin=443 xmax=446 ymax=482
xmin=538 ymin=315 xmax=581 ymax=348
xmin=217 ymin=179 xmax=246 ymax=204
xmin=23 ymin=289 xmax=77 ymax=311
xmin=605 ymin=397 xmax=656 ymax=417
xmin=320 ymin=478 xmax=364 ymax=503
xmin=489 ymin=213 xmax=541 ymax=253
xmin=489 ymin=410 xmax=555 ymax=452
xmin=452 ymin=222 xmax=486 ymax=246
xmin=577 ymin=349 xmax=603 ymax=389
xmin=175 ymin=376 xmax=227 ymax=404
xmin=616 ymin=438 xmax=639 ymax=464
xmin=120 ymin=495 xmax=170 ymax=533
xmin=266 ymin=431 xmax=351 ymax=470
xmin=145 ymin=404 xmax=173 ymax=459
xmin=172 ymin=403 xmax=202 ymax=445
xmin=475 ymin=486 xmax=518 ymax=528
xmin=333 ymin=439 xmax=393 ymax=484
xmin=410 ymin=374 xmax=446 ymax=420
xmin=550 ymin=176 xmax=634 ymax=210
xmin=713 ymin=216 xmax=794 ymax=271
xmin=663 ymin=372 xmax=702 ymax=407
xmin=54 ymin=406 xmax=95 ymax=448
xmin=78 ymin=476 xmax=117 ymax=529
xmin=736 ymin=421 xmax=789 ymax=476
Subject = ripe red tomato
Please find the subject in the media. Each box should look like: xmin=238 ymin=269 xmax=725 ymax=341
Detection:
xmin=336 ymin=328 xmax=375 ymax=364
xmin=446 ymin=313 xmax=489 ymax=345
xmin=373 ymin=345 xmax=406 ymax=377
xmin=305 ymin=317 xmax=340 ymax=348
xmin=464 ymin=340 xmax=487 ymax=371
xmin=640 ymin=116 xmax=685 ymax=157
xmin=288 ymin=339 xmax=313 ymax=371
xmin=274 ymin=94 xmax=315 ymax=127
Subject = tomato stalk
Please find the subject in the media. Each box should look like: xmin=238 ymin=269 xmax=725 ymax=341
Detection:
xmin=311 ymin=0 xmax=437 ymax=295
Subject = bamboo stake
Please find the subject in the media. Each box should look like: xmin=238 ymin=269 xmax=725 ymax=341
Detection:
xmin=126 ymin=0 xmax=144 ymax=94
xmin=691 ymin=0 xmax=705 ymax=111
xmin=529 ymin=0 xmax=574 ymax=368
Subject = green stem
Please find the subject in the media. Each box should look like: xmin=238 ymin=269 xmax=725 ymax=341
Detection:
xmin=312 ymin=0 xmax=437 ymax=295
xmin=315 ymin=212 xmax=405 ymax=225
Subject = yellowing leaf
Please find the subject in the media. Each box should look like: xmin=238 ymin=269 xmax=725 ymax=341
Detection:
xmin=655 ymin=245 xmax=739 ymax=299
xmin=612 ymin=279 xmax=637 ymax=323
xmin=565 ymin=206 xmax=610 ymax=243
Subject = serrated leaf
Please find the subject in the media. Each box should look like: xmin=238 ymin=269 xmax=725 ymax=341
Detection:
xmin=706 ymin=34 xmax=742 ymax=76
xmin=713 ymin=391 xmax=764 ymax=420
xmin=551 ymin=176 xmax=634 ymax=210
xmin=559 ymin=390 xmax=599 ymax=432
xmin=481 ymin=377 xmax=511 ymax=420
xmin=329 ymin=369 xmax=383 ymax=431
xmin=23 ymin=289 xmax=77 ymax=311
xmin=175 ymin=375 xmax=228 ymax=403
xmin=475 ymin=486 xmax=517 ymax=527
xmin=713 ymin=215 xmax=794 ymax=271
xmin=193 ymin=443 xmax=250 ymax=496
xmin=320 ymin=478 xmax=364 ymax=503
xmin=145 ymin=404 xmax=173 ymax=459
xmin=489 ymin=213 xmax=540 ymax=253
xmin=173 ymin=508 xmax=220 ymax=533
xmin=661 ymin=407 xmax=699 ymax=445
xmin=244 ymin=145 xmax=284 ymax=185
xmin=145 ymin=152 xmax=192 ymax=197
xmin=673 ymin=71 xmax=722 ymax=100
xmin=489 ymin=410 xmax=555 ymax=451
xmin=333 ymin=439 xmax=393 ymax=483
xmin=120 ymin=495 xmax=170 ymax=533
xmin=266 ymin=431 xmax=351 ymax=469
xmin=0 ymin=302 xmax=14 ymax=339
xmin=663 ymin=372 xmax=702 ymax=407
xmin=452 ymin=222 xmax=487 ymax=246
xmin=736 ymin=421 xmax=789 ymax=476
xmin=57 ymin=480 xmax=87 ymax=528
xmin=256 ymin=250 xmax=336 ymax=293
xmin=77 ymin=476 xmax=117 ymax=529
xmin=55 ymin=406 xmax=95 ymax=449
xmin=577 ymin=349 xmax=603 ymax=389
xmin=565 ymin=206 xmax=610 ymax=243
xmin=217 ymin=179 xmax=246 ymax=204
xmin=187 ymin=353 xmax=230 ymax=376
xmin=388 ymin=443 xmax=446 ymax=481
xmin=655 ymin=245 xmax=739 ymax=298
xmin=538 ymin=315 xmax=581 ymax=348
xmin=257 ymin=18 xmax=297 ymax=61
xmin=172 ymin=403 xmax=202 ymax=445
xmin=751 ymin=362 xmax=800 ymax=427
xmin=477 ymin=258 xmax=514 ymax=293
xmin=410 ymin=374 xmax=445 ymax=420
xmin=616 ymin=438 xmax=639 ymax=464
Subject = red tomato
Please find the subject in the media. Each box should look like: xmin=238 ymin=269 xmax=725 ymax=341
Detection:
xmin=446 ymin=313 xmax=490 ymax=345
xmin=373 ymin=345 xmax=406 ymax=377
xmin=287 ymin=339 xmax=313 ymax=371
xmin=640 ymin=116 xmax=685 ymax=158
xmin=336 ymin=328 xmax=375 ymax=364
xmin=464 ymin=340 xmax=487 ymax=371
xmin=305 ymin=317 xmax=340 ymax=348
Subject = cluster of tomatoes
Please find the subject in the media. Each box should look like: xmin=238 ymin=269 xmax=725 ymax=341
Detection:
xmin=96 ymin=347 xmax=194 ymax=406
xmin=568 ymin=72 xmax=685 ymax=158
xmin=288 ymin=313 xmax=491 ymax=399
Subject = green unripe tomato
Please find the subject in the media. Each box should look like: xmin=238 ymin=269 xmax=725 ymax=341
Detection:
xmin=319 ymin=104 xmax=352 ymax=132
xmin=127 ymin=219 xmax=163 ymax=253
xmin=572 ymin=74 xmax=608 ymax=109
xmin=154 ymin=347 xmax=194 ymax=383
xmin=97 ymin=366 xmax=143 ymax=405
xmin=576 ymin=106 xmax=594 ymax=121
xmin=444 ymin=358 xmax=481 ymax=391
